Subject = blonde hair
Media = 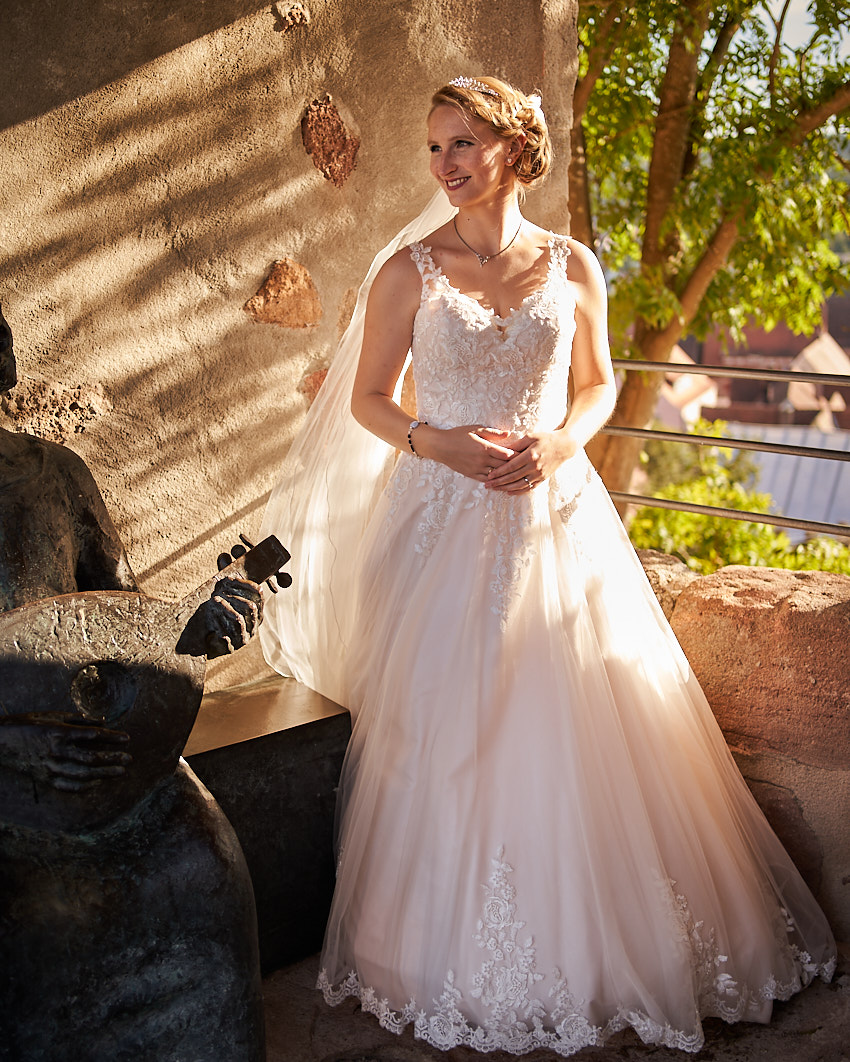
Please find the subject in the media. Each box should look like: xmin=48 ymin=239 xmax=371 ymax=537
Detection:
xmin=430 ymin=76 xmax=552 ymax=188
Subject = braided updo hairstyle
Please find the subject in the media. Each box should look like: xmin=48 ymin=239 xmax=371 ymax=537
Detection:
xmin=430 ymin=76 xmax=552 ymax=189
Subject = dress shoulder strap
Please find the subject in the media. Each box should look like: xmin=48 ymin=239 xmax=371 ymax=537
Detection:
xmin=408 ymin=242 xmax=442 ymax=290
xmin=548 ymin=234 xmax=572 ymax=274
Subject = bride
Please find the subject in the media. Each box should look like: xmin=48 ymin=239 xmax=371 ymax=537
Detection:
xmin=259 ymin=75 xmax=836 ymax=1055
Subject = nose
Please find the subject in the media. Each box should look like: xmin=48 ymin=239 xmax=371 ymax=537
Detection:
xmin=436 ymin=152 xmax=455 ymax=178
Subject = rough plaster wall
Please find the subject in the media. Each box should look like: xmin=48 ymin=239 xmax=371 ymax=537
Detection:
xmin=0 ymin=0 xmax=578 ymax=688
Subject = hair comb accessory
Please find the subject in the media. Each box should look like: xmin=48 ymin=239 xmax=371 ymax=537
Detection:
xmin=449 ymin=76 xmax=501 ymax=99
xmin=527 ymin=93 xmax=545 ymax=124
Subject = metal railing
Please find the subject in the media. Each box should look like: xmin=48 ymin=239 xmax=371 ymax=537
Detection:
xmin=604 ymin=358 xmax=850 ymax=539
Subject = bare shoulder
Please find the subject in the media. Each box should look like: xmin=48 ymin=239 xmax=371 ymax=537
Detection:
xmin=562 ymin=237 xmax=604 ymax=282
xmin=559 ymin=237 xmax=607 ymax=313
xmin=369 ymin=245 xmax=422 ymax=308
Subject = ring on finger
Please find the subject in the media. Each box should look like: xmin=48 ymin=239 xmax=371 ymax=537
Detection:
xmin=522 ymin=475 xmax=530 ymax=484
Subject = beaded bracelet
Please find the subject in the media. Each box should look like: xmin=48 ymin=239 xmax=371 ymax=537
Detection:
xmin=407 ymin=419 xmax=427 ymax=455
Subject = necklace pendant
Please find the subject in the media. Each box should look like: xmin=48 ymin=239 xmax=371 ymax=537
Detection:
xmin=453 ymin=217 xmax=523 ymax=269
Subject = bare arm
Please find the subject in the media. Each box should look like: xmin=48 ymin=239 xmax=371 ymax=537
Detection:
xmin=555 ymin=237 xmax=617 ymax=448
xmin=351 ymin=248 xmax=515 ymax=479
xmin=486 ymin=238 xmax=616 ymax=491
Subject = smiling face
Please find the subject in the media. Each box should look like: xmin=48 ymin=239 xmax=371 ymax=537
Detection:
xmin=427 ymin=104 xmax=515 ymax=208
xmin=0 ymin=306 xmax=16 ymax=394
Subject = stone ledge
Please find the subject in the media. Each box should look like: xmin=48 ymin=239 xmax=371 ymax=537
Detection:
xmin=185 ymin=676 xmax=350 ymax=973
xmin=667 ymin=563 xmax=850 ymax=770
xmin=185 ymin=674 xmax=346 ymax=757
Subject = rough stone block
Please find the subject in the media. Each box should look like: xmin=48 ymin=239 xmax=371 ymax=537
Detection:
xmin=301 ymin=95 xmax=360 ymax=188
xmin=668 ymin=566 xmax=850 ymax=770
xmin=743 ymin=775 xmax=824 ymax=892
xmin=244 ymin=259 xmax=322 ymax=329
xmin=638 ymin=556 xmax=850 ymax=935
xmin=637 ymin=548 xmax=700 ymax=619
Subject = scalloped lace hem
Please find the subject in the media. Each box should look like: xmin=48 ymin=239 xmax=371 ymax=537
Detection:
xmin=317 ymin=955 xmax=834 ymax=1058
xmin=317 ymin=849 xmax=835 ymax=1056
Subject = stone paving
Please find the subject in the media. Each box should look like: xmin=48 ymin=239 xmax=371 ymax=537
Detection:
xmin=264 ymin=948 xmax=850 ymax=1062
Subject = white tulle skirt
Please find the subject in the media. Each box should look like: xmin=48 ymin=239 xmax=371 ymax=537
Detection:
xmin=316 ymin=451 xmax=835 ymax=1056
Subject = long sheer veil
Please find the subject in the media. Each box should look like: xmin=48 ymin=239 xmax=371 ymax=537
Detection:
xmin=259 ymin=190 xmax=457 ymax=704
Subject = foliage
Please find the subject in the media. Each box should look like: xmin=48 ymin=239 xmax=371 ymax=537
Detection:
xmin=575 ymin=3 xmax=850 ymax=497
xmin=577 ymin=1 xmax=850 ymax=353
xmin=639 ymin=418 xmax=759 ymax=493
xmin=629 ymin=419 xmax=850 ymax=574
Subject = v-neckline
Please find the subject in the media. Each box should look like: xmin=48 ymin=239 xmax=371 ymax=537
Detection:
xmin=422 ymin=238 xmax=557 ymax=331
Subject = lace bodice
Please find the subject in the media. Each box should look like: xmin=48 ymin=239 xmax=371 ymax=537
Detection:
xmin=409 ymin=238 xmax=576 ymax=433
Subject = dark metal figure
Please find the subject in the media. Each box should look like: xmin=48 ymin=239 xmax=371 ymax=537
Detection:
xmin=0 ymin=305 xmax=280 ymax=1061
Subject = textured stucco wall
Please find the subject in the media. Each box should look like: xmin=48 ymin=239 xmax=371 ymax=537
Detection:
xmin=0 ymin=0 xmax=578 ymax=688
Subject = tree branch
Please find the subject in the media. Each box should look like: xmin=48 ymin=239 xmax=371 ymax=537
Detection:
xmin=675 ymin=213 xmax=744 ymax=331
xmin=701 ymin=10 xmax=749 ymax=97
xmin=573 ymin=1 xmax=629 ymax=124
xmin=683 ymin=9 xmax=750 ymax=179
xmin=568 ymin=123 xmax=595 ymax=246
xmin=764 ymin=0 xmax=792 ymax=100
xmin=783 ymin=79 xmax=850 ymax=150
xmin=642 ymin=0 xmax=714 ymax=268
xmin=570 ymin=3 xmax=633 ymax=248
xmin=643 ymin=77 xmax=850 ymax=351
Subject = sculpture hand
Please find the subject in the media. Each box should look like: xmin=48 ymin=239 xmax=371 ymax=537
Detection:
xmin=0 ymin=715 xmax=132 ymax=791
xmin=216 ymin=533 xmax=292 ymax=593
xmin=203 ymin=576 xmax=263 ymax=658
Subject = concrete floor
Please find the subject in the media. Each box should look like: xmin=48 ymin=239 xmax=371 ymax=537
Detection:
xmin=263 ymin=949 xmax=850 ymax=1062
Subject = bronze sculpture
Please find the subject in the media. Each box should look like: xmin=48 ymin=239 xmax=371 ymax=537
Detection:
xmin=0 ymin=305 xmax=284 ymax=1061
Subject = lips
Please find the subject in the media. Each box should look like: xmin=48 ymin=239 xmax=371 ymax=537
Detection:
xmin=445 ymin=177 xmax=469 ymax=190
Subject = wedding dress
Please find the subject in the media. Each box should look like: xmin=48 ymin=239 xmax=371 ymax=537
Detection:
xmin=260 ymin=215 xmax=836 ymax=1056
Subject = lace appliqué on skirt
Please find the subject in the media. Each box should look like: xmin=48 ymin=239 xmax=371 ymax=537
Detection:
xmin=382 ymin=455 xmax=537 ymax=629
xmin=318 ymin=848 xmax=834 ymax=1058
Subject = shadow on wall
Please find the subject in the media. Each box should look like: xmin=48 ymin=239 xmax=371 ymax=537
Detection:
xmin=1 ymin=0 xmax=567 ymax=605
xmin=1 ymin=0 xmax=268 ymax=130
xmin=2 ymin=47 xmax=351 ymax=585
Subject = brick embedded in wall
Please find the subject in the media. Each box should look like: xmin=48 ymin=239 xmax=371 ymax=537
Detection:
xmin=297 ymin=368 xmax=328 ymax=405
xmin=0 ymin=378 xmax=110 ymax=442
xmin=272 ymin=2 xmax=310 ymax=32
xmin=244 ymin=259 xmax=322 ymax=329
xmin=301 ymin=95 xmax=359 ymax=188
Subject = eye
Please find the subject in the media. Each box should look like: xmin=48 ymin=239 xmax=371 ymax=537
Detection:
xmin=429 ymin=144 xmax=441 ymax=153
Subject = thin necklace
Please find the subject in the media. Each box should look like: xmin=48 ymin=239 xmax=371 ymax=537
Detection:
xmin=453 ymin=217 xmax=523 ymax=267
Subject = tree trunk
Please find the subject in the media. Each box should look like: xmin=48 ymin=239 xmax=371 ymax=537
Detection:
xmin=567 ymin=122 xmax=594 ymax=247
xmin=591 ymin=368 xmax=665 ymax=497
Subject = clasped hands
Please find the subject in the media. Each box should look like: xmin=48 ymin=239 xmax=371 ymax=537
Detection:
xmin=431 ymin=424 xmax=576 ymax=492
xmin=0 ymin=714 xmax=132 ymax=792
